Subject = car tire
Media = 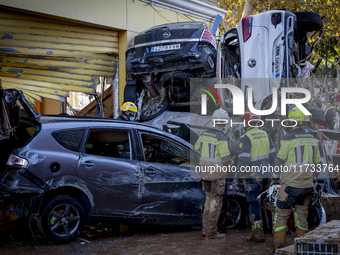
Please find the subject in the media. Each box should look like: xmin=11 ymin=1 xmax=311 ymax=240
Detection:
xmin=124 ymin=85 xmax=138 ymax=103
xmin=140 ymin=96 xmax=170 ymax=121
xmin=308 ymin=107 xmax=326 ymax=125
xmin=294 ymin=11 xmax=322 ymax=32
xmin=326 ymin=107 xmax=340 ymax=130
xmin=218 ymin=198 xmax=242 ymax=231
xmin=38 ymin=195 xmax=85 ymax=244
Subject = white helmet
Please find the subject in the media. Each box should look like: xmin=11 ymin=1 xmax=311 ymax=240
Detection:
xmin=212 ymin=108 xmax=229 ymax=125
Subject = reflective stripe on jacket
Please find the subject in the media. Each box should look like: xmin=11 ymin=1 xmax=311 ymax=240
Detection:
xmin=236 ymin=127 xmax=276 ymax=178
xmin=195 ymin=129 xmax=230 ymax=162
xmin=195 ymin=129 xmax=231 ymax=180
xmin=274 ymin=127 xmax=321 ymax=188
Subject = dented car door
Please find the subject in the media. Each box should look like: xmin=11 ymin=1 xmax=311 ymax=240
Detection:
xmin=77 ymin=128 xmax=143 ymax=216
xmin=138 ymin=131 xmax=204 ymax=224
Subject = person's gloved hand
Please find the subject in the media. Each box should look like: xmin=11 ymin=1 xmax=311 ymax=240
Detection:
xmin=270 ymin=178 xmax=280 ymax=186
xmin=232 ymin=178 xmax=239 ymax=191
xmin=221 ymin=155 xmax=234 ymax=166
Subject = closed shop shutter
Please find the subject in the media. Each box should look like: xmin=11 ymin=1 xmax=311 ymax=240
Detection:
xmin=0 ymin=9 xmax=118 ymax=103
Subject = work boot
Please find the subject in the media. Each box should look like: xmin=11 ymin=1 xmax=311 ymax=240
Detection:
xmin=207 ymin=232 xmax=226 ymax=239
xmin=296 ymin=229 xmax=308 ymax=238
xmin=246 ymin=220 xmax=264 ymax=242
xmin=273 ymin=230 xmax=286 ymax=251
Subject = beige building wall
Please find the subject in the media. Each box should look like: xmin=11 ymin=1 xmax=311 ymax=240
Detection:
xmin=42 ymin=98 xmax=61 ymax=115
xmin=0 ymin=0 xmax=217 ymax=114
xmin=0 ymin=0 xmax=128 ymax=30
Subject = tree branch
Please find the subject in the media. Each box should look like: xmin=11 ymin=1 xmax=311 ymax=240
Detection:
xmin=312 ymin=59 xmax=322 ymax=74
xmin=330 ymin=45 xmax=339 ymax=62
xmin=313 ymin=50 xmax=340 ymax=66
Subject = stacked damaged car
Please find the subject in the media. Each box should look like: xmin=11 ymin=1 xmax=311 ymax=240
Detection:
xmin=125 ymin=21 xmax=217 ymax=121
xmin=218 ymin=10 xmax=328 ymax=126
xmin=124 ymin=10 xmax=339 ymax=129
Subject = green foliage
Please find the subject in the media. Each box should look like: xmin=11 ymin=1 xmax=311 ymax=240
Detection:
xmin=218 ymin=0 xmax=245 ymax=29
xmin=218 ymin=0 xmax=340 ymax=64
xmin=219 ymin=0 xmax=340 ymax=37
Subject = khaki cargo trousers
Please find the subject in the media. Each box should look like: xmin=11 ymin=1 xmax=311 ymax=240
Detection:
xmin=202 ymin=178 xmax=226 ymax=237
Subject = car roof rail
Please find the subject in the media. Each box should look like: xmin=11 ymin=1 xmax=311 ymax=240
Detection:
xmin=41 ymin=115 xmax=169 ymax=130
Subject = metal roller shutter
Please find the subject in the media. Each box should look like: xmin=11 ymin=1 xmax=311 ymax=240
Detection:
xmin=0 ymin=9 xmax=118 ymax=103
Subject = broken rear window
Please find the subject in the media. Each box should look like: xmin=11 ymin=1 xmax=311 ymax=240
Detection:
xmin=52 ymin=129 xmax=85 ymax=152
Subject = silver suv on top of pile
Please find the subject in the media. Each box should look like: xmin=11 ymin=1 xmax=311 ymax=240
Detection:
xmin=217 ymin=10 xmax=323 ymax=116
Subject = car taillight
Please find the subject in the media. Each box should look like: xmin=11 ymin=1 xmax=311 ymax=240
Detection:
xmin=271 ymin=16 xmax=276 ymax=25
xmin=127 ymin=37 xmax=135 ymax=51
xmin=242 ymin=16 xmax=253 ymax=42
xmin=271 ymin=13 xmax=282 ymax=28
xmin=200 ymin=29 xmax=216 ymax=48
xmin=6 ymin=154 xmax=29 ymax=168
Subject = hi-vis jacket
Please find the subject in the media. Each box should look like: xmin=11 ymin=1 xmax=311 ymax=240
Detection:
xmin=195 ymin=129 xmax=231 ymax=180
xmin=274 ymin=127 xmax=322 ymax=188
xmin=235 ymin=127 xmax=276 ymax=178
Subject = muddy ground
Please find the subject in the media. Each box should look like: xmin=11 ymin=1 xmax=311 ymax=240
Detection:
xmin=0 ymin=221 xmax=295 ymax=255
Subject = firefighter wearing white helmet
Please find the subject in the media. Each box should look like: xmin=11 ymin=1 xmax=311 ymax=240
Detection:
xmin=273 ymin=106 xmax=322 ymax=250
xmin=211 ymin=107 xmax=230 ymax=127
xmin=117 ymin=102 xmax=138 ymax=121
xmin=194 ymin=108 xmax=233 ymax=239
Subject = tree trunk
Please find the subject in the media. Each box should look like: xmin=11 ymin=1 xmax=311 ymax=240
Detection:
xmin=242 ymin=0 xmax=253 ymax=18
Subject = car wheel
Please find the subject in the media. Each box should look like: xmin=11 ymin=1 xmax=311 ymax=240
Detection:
xmin=326 ymin=108 xmax=340 ymax=130
xmin=140 ymin=96 xmax=170 ymax=121
xmin=124 ymin=85 xmax=142 ymax=103
xmin=218 ymin=198 xmax=242 ymax=231
xmin=294 ymin=11 xmax=322 ymax=32
xmin=308 ymin=107 xmax=326 ymax=125
xmin=38 ymin=196 xmax=85 ymax=244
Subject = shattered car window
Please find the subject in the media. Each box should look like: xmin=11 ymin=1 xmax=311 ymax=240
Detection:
xmin=141 ymin=134 xmax=191 ymax=166
xmin=85 ymin=130 xmax=131 ymax=160
xmin=52 ymin=129 xmax=85 ymax=152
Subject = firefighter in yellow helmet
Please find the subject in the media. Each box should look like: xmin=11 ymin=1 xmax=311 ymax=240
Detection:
xmin=117 ymin=102 xmax=138 ymax=121
xmin=272 ymin=106 xmax=322 ymax=250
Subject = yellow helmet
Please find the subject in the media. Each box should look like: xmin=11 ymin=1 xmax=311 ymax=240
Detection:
xmin=288 ymin=106 xmax=310 ymax=122
xmin=121 ymin=102 xmax=138 ymax=113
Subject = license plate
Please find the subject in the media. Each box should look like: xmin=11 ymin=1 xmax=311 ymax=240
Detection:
xmin=151 ymin=44 xmax=180 ymax=52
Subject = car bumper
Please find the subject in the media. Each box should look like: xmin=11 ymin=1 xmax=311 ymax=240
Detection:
xmin=126 ymin=47 xmax=216 ymax=77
